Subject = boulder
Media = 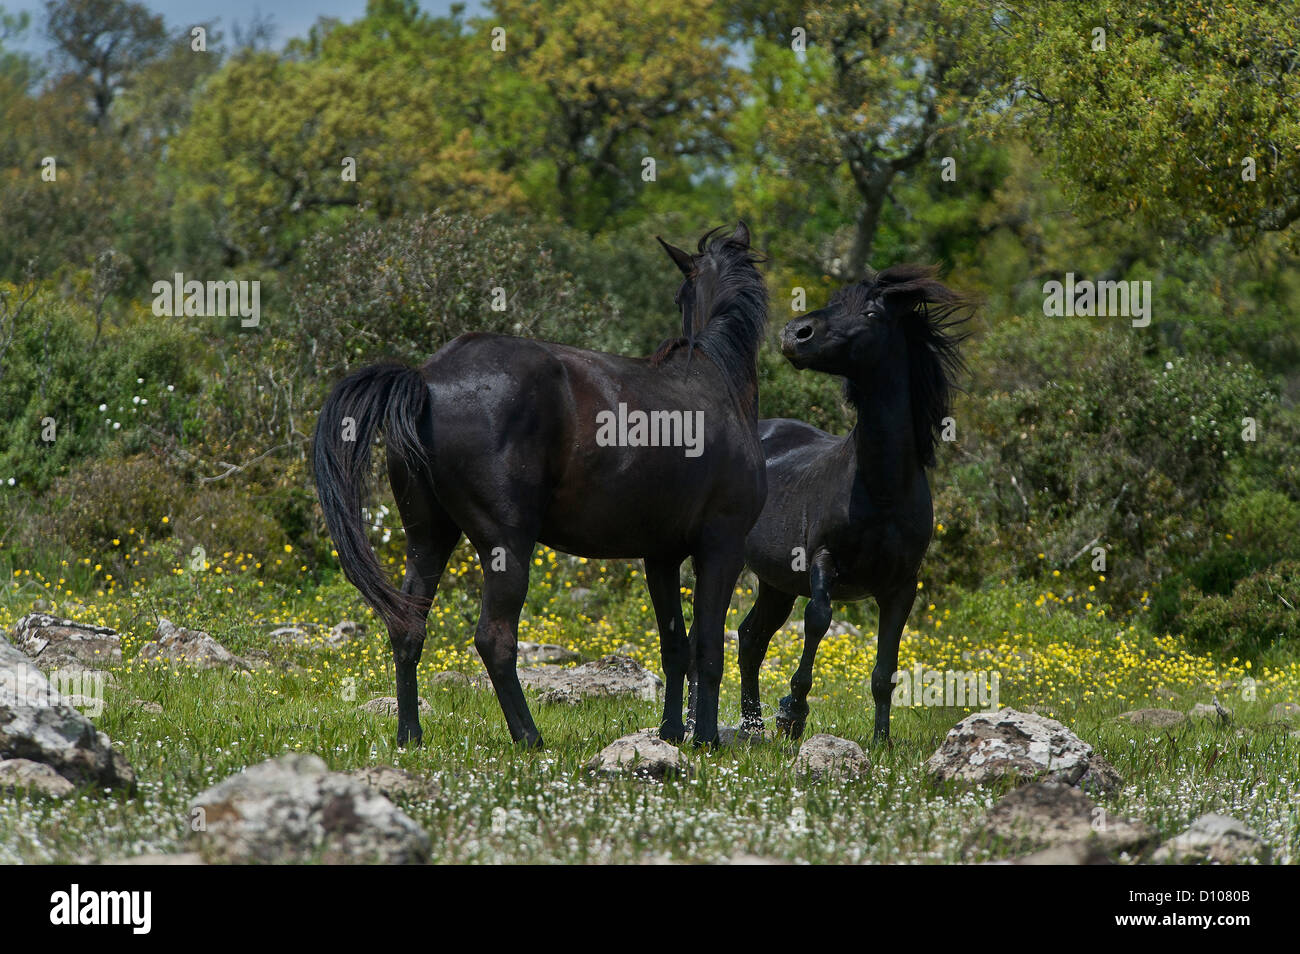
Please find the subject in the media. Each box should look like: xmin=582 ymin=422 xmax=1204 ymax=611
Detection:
xmin=106 ymin=853 xmax=205 ymax=865
xmin=586 ymin=729 xmax=687 ymax=780
xmin=1269 ymin=702 xmax=1300 ymax=723
xmin=357 ymin=696 xmax=432 ymax=716
xmin=1117 ymin=708 xmax=1186 ymax=729
xmin=1077 ymin=754 xmax=1124 ymax=797
xmin=328 ymin=621 xmax=365 ymax=645
xmin=924 ymin=708 xmax=1095 ymax=785
xmin=430 ymin=671 xmax=471 ymax=688
xmin=794 ymin=734 xmax=869 ymax=781
xmin=8 ymin=613 xmax=121 ymax=672
xmin=1152 ymin=813 xmax=1270 ymax=865
xmin=268 ymin=625 xmax=311 ymax=646
xmin=975 ymin=781 xmax=1152 ymax=858
xmin=0 ymin=758 xmax=76 ymax=797
xmin=190 ymin=753 xmax=430 ymax=864
xmin=516 ymin=642 xmax=579 ymax=666
xmin=496 ymin=654 xmax=662 ymax=704
xmin=0 ymin=640 xmax=135 ymax=791
xmin=137 ymin=619 xmax=252 ymax=671
xmin=346 ymin=765 xmax=440 ymax=801
xmin=1187 ymin=700 xmax=1232 ymax=724
xmin=130 ymin=700 xmax=164 ymax=715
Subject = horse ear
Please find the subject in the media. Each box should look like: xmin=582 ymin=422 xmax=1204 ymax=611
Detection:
xmin=657 ymin=236 xmax=694 ymax=277
xmin=730 ymin=221 xmax=751 ymax=247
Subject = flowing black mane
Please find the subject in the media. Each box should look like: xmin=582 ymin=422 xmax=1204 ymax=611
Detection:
xmin=652 ymin=228 xmax=768 ymax=381
xmin=837 ymin=264 xmax=972 ymax=467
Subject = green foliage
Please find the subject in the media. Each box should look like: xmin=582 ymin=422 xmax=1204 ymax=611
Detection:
xmin=1181 ymin=561 xmax=1300 ymax=656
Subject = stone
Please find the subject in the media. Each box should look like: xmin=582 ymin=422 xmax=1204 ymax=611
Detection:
xmin=0 ymin=640 xmax=135 ymax=792
xmin=1077 ymin=754 xmax=1124 ymax=797
xmin=1152 ymin=813 xmax=1270 ymax=865
xmin=717 ymin=724 xmax=769 ymax=748
xmin=328 ymin=620 xmax=365 ymax=645
xmin=130 ymin=700 xmax=164 ymax=715
xmin=503 ymin=654 xmax=662 ymax=704
xmin=586 ymin=729 xmax=687 ymax=780
xmin=137 ymin=619 xmax=252 ymax=671
xmin=0 ymin=758 xmax=76 ymax=797
xmin=1269 ymin=702 xmax=1300 ymax=723
xmin=827 ymin=620 xmax=861 ymax=638
xmin=8 ymin=613 xmax=122 ymax=672
xmin=794 ymin=734 xmax=869 ymax=781
xmin=1118 ymin=708 xmax=1187 ymax=729
xmin=976 ymin=781 xmax=1152 ymax=858
xmin=106 ymin=853 xmax=205 ymax=865
xmin=1188 ymin=700 xmax=1232 ymax=724
xmin=358 ymin=696 xmax=433 ymax=716
xmin=925 ymin=708 xmax=1094 ymax=785
xmin=269 ymin=625 xmax=311 ymax=646
xmin=516 ymin=641 xmax=579 ymax=665
xmin=429 ymin=671 xmax=471 ymax=688
xmin=346 ymin=765 xmax=440 ymax=801
xmin=190 ymin=753 xmax=430 ymax=864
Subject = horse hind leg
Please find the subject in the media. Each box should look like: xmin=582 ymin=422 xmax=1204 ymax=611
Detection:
xmin=470 ymin=530 xmax=543 ymax=747
xmin=388 ymin=458 xmax=462 ymax=748
xmin=776 ymin=551 xmax=837 ymax=740
xmin=737 ymin=581 xmax=796 ymax=734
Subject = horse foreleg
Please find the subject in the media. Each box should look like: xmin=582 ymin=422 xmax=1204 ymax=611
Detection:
xmin=871 ymin=582 xmax=917 ymax=745
xmin=738 ymin=582 xmax=796 ymax=734
xmin=689 ymin=542 xmax=746 ymax=746
xmin=776 ymin=550 xmax=837 ymax=739
xmin=644 ymin=557 xmax=689 ymax=743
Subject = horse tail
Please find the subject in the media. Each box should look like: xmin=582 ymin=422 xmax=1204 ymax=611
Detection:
xmin=313 ymin=362 xmax=430 ymax=631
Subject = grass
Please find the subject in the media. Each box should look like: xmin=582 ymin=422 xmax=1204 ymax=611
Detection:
xmin=1 ymin=544 xmax=1298 ymax=864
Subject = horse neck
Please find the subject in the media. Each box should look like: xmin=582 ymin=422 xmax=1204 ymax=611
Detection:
xmin=844 ymin=357 xmax=923 ymax=499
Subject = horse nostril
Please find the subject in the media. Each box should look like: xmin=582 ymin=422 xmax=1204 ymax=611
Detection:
xmin=795 ymin=325 xmax=813 ymax=341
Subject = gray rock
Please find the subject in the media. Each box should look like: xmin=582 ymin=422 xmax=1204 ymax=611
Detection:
xmin=8 ymin=613 xmax=122 ymax=672
xmin=586 ymin=728 xmax=687 ymax=780
xmin=976 ymin=781 xmax=1152 ymax=858
xmin=137 ymin=619 xmax=252 ymax=671
xmin=794 ymin=734 xmax=869 ymax=781
xmin=106 ymin=853 xmax=205 ymax=865
xmin=925 ymin=708 xmax=1094 ymax=785
xmin=268 ymin=625 xmax=311 ymax=646
xmin=429 ymin=671 xmax=471 ymax=688
xmin=717 ymin=724 xmax=769 ymax=748
xmin=1152 ymin=813 xmax=1270 ymax=865
xmin=358 ymin=696 xmax=432 ymax=716
xmin=0 ymin=758 xmax=76 ymax=797
xmin=1118 ymin=708 xmax=1187 ymax=729
xmin=1008 ymin=841 xmax=1115 ymax=865
xmin=0 ymin=640 xmax=135 ymax=791
xmin=1077 ymin=754 xmax=1124 ymax=797
xmin=827 ymin=620 xmax=861 ymax=638
xmin=516 ymin=641 xmax=579 ymax=665
xmin=130 ymin=699 xmax=164 ymax=714
xmin=190 ymin=753 xmax=430 ymax=864
xmin=507 ymin=654 xmax=662 ymax=704
xmin=346 ymin=765 xmax=440 ymax=801
xmin=1269 ymin=702 xmax=1300 ymax=723
xmin=328 ymin=620 xmax=365 ymax=645
xmin=1188 ymin=699 xmax=1232 ymax=724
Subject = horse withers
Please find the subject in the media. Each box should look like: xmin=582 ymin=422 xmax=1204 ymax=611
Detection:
xmin=312 ymin=224 xmax=768 ymax=748
xmin=737 ymin=265 xmax=971 ymax=744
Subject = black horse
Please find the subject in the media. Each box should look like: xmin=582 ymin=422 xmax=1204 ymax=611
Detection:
xmin=736 ymin=265 xmax=970 ymax=744
xmin=313 ymin=224 xmax=767 ymax=748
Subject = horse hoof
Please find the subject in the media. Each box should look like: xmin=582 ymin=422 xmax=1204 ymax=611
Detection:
xmin=659 ymin=722 xmax=687 ymax=744
xmin=396 ymin=724 xmax=423 ymax=748
xmin=775 ymin=696 xmax=807 ymax=739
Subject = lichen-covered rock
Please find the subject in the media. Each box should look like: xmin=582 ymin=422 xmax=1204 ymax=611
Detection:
xmin=925 ymin=708 xmax=1094 ymax=785
xmin=190 ymin=753 xmax=430 ymax=864
xmin=794 ymin=734 xmax=869 ymax=781
xmin=1117 ymin=708 xmax=1187 ymax=729
xmin=1152 ymin=813 xmax=1270 ymax=865
xmin=496 ymin=654 xmax=662 ymax=704
xmin=0 ymin=758 xmax=76 ymax=797
xmin=137 ymin=619 xmax=252 ymax=671
xmin=0 ymin=640 xmax=135 ymax=792
xmin=586 ymin=729 xmax=687 ymax=780
xmin=357 ymin=696 xmax=432 ymax=716
xmin=1077 ymin=754 xmax=1124 ymax=797
xmin=8 ymin=614 xmax=122 ymax=672
xmin=975 ymin=781 xmax=1152 ymax=859
xmin=516 ymin=642 xmax=579 ymax=666
xmin=346 ymin=765 xmax=440 ymax=801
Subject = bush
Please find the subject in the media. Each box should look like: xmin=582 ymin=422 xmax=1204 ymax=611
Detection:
xmin=1181 ymin=560 xmax=1300 ymax=655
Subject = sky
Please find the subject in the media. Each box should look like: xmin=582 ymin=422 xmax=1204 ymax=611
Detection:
xmin=3 ymin=0 xmax=488 ymax=54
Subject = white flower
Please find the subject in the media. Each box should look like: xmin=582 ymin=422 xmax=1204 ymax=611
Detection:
xmin=166 ymin=385 xmax=174 ymax=392
xmin=98 ymin=404 xmax=107 ymax=412
xmin=6 ymin=478 xmax=14 ymax=486
xmin=113 ymin=422 xmax=121 ymax=430
xmin=1165 ymin=361 xmax=1173 ymax=370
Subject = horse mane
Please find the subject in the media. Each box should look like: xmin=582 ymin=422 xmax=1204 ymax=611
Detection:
xmin=691 ymin=228 xmax=769 ymax=385
xmin=838 ymin=264 xmax=973 ymax=467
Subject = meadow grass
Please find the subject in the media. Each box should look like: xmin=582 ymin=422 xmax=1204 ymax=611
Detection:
xmin=1 ymin=544 xmax=1298 ymax=864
